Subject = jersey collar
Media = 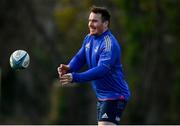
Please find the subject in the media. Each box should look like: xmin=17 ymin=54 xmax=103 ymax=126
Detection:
xmin=93 ymin=29 xmax=110 ymax=40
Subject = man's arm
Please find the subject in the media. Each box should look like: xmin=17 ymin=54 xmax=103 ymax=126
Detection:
xmin=59 ymin=63 xmax=110 ymax=85
xmin=61 ymin=39 xmax=117 ymax=83
xmin=72 ymin=64 xmax=110 ymax=83
xmin=72 ymin=36 xmax=117 ymax=83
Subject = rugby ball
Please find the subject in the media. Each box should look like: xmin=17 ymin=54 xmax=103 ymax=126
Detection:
xmin=10 ymin=50 xmax=30 ymax=69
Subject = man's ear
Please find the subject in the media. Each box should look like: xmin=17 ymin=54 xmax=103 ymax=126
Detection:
xmin=103 ymin=21 xmax=109 ymax=28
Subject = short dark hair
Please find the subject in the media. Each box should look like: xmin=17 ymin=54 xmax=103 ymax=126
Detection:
xmin=90 ymin=5 xmax=111 ymax=23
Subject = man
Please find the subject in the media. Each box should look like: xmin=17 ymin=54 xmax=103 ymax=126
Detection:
xmin=57 ymin=6 xmax=130 ymax=125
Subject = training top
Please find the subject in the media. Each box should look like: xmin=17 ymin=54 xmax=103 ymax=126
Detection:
xmin=68 ymin=30 xmax=130 ymax=101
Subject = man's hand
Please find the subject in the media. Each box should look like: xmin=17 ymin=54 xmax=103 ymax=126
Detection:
xmin=57 ymin=64 xmax=70 ymax=77
xmin=59 ymin=73 xmax=73 ymax=86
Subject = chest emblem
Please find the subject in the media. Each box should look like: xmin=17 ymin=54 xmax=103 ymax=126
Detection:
xmin=85 ymin=42 xmax=90 ymax=49
xmin=94 ymin=46 xmax=98 ymax=53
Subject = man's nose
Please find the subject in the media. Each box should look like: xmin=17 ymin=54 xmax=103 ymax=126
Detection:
xmin=89 ymin=21 xmax=93 ymax=27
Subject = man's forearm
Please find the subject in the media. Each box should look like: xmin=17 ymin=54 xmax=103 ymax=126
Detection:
xmin=72 ymin=64 xmax=110 ymax=83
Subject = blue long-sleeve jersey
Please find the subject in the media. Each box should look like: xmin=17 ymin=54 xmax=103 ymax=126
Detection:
xmin=68 ymin=30 xmax=130 ymax=101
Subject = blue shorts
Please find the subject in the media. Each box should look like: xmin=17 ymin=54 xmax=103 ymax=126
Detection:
xmin=97 ymin=99 xmax=127 ymax=125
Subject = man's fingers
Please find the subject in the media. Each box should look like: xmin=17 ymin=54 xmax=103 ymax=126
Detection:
xmin=60 ymin=75 xmax=70 ymax=79
xmin=57 ymin=67 xmax=66 ymax=77
xmin=60 ymin=79 xmax=69 ymax=83
xmin=60 ymin=81 xmax=74 ymax=87
xmin=57 ymin=67 xmax=60 ymax=72
xmin=58 ymin=73 xmax=72 ymax=87
xmin=60 ymin=75 xmax=71 ymax=83
xmin=59 ymin=79 xmax=71 ymax=86
xmin=60 ymin=78 xmax=71 ymax=84
xmin=60 ymin=77 xmax=70 ymax=81
xmin=60 ymin=64 xmax=69 ymax=71
xmin=57 ymin=67 xmax=64 ymax=73
xmin=57 ymin=67 xmax=62 ymax=74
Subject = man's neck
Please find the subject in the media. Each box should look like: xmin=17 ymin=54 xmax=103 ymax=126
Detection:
xmin=95 ymin=28 xmax=109 ymax=37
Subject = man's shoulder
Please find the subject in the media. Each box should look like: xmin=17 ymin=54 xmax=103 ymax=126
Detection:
xmin=82 ymin=34 xmax=92 ymax=47
xmin=85 ymin=33 xmax=92 ymax=39
xmin=100 ymin=32 xmax=120 ymax=51
xmin=83 ymin=34 xmax=93 ymax=43
xmin=101 ymin=33 xmax=114 ymax=45
xmin=104 ymin=32 xmax=118 ymax=44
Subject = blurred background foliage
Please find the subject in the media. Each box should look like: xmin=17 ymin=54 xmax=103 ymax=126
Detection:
xmin=0 ymin=0 xmax=180 ymax=124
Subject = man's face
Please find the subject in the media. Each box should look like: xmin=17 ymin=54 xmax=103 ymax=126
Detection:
xmin=88 ymin=12 xmax=108 ymax=36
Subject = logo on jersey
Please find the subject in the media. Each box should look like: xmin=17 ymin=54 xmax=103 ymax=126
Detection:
xmin=94 ymin=46 xmax=98 ymax=53
xmin=85 ymin=42 xmax=90 ymax=49
xmin=101 ymin=113 xmax=108 ymax=119
xmin=115 ymin=116 xmax=121 ymax=121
